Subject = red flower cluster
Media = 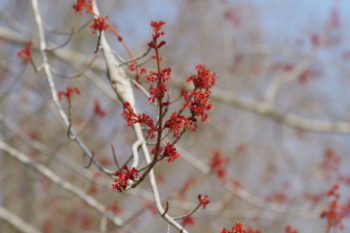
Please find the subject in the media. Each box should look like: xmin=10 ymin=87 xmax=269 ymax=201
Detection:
xmin=58 ymin=87 xmax=80 ymax=101
xmin=93 ymin=100 xmax=107 ymax=118
xmin=210 ymin=150 xmax=229 ymax=180
xmin=112 ymin=165 xmax=139 ymax=192
xmin=149 ymin=82 xmax=168 ymax=103
xmin=221 ymin=223 xmax=246 ymax=233
xmin=148 ymin=20 xmax=166 ymax=49
xmin=187 ymin=64 xmax=216 ymax=90
xmin=146 ymin=68 xmax=171 ymax=104
xmin=165 ymin=113 xmax=197 ymax=137
xmin=72 ymin=0 xmax=92 ymax=14
xmin=90 ymin=16 xmax=109 ymax=34
xmin=198 ymin=194 xmax=210 ymax=209
xmin=17 ymin=41 xmax=33 ymax=64
xmin=320 ymin=184 xmax=350 ymax=230
xmin=122 ymin=102 xmax=156 ymax=138
xmin=163 ymin=142 xmax=180 ymax=162
xmin=184 ymin=65 xmax=216 ymax=122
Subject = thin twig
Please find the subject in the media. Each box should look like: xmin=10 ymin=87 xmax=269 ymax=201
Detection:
xmin=174 ymin=203 xmax=201 ymax=220
xmin=111 ymin=145 xmax=121 ymax=170
xmin=118 ymin=47 xmax=151 ymax=67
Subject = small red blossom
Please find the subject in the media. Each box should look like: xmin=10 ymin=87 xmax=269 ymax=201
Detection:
xmin=80 ymin=214 xmax=92 ymax=230
xmin=88 ymin=185 xmax=98 ymax=195
xmin=270 ymin=62 xmax=294 ymax=72
xmin=165 ymin=113 xmax=197 ymax=137
xmin=150 ymin=20 xmax=166 ymax=33
xmin=184 ymin=90 xmax=212 ymax=122
xmin=90 ymin=16 xmax=109 ymax=34
xmin=210 ymin=150 xmax=229 ymax=180
xmin=320 ymin=184 xmax=350 ymax=230
xmin=322 ymin=148 xmax=341 ymax=172
xmin=122 ymin=102 xmax=138 ymax=126
xmin=198 ymin=194 xmax=210 ymax=209
xmin=148 ymin=82 xmax=168 ymax=103
xmin=266 ymin=192 xmax=288 ymax=203
xmin=183 ymin=65 xmax=215 ymax=122
xmin=221 ymin=223 xmax=247 ymax=233
xmin=187 ymin=64 xmax=216 ymax=90
xmin=122 ymin=102 xmax=156 ymax=137
xmin=163 ymin=142 xmax=180 ymax=162
xmin=112 ymin=165 xmax=139 ymax=192
xmin=72 ymin=0 xmax=92 ymax=14
xmin=93 ymin=100 xmax=107 ymax=118
xmin=107 ymin=202 xmax=123 ymax=214
xmin=182 ymin=216 xmax=195 ymax=226
xmin=17 ymin=41 xmax=33 ymax=64
xmin=298 ymin=68 xmax=319 ymax=85
xmin=58 ymin=87 xmax=80 ymax=101
xmin=285 ymin=225 xmax=299 ymax=233
xmin=327 ymin=184 xmax=340 ymax=197
xmin=149 ymin=20 xmax=166 ymax=43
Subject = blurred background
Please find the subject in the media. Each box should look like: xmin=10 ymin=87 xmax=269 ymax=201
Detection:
xmin=1 ymin=0 xmax=350 ymax=232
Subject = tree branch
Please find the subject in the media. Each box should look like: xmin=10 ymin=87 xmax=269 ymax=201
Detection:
xmin=0 ymin=140 xmax=124 ymax=227
xmin=0 ymin=206 xmax=42 ymax=233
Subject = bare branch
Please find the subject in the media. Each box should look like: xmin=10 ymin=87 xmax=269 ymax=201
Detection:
xmin=0 ymin=206 xmax=42 ymax=233
xmin=2 ymin=26 xmax=349 ymax=134
xmin=0 ymin=140 xmax=124 ymax=227
xmin=30 ymin=0 xmax=114 ymax=175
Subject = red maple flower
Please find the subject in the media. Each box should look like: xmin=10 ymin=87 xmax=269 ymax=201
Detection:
xmin=320 ymin=184 xmax=350 ymax=230
xmin=58 ymin=87 xmax=80 ymax=101
xmin=72 ymin=0 xmax=92 ymax=14
xmin=163 ymin=142 xmax=180 ymax=162
xmin=122 ymin=102 xmax=138 ymax=126
xmin=106 ymin=202 xmax=123 ymax=214
xmin=148 ymin=82 xmax=168 ymax=103
xmin=90 ymin=16 xmax=109 ymax=34
xmin=221 ymin=223 xmax=247 ymax=233
xmin=184 ymin=90 xmax=212 ymax=122
xmin=148 ymin=20 xmax=166 ymax=49
xmin=93 ymin=100 xmax=107 ymax=118
xmin=285 ymin=225 xmax=299 ymax=233
xmin=150 ymin=20 xmax=166 ymax=33
xmin=182 ymin=216 xmax=195 ymax=226
xmin=210 ymin=150 xmax=229 ymax=180
xmin=122 ymin=102 xmax=156 ymax=137
xmin=17 ymin=41 xmax=33 ymax=64
xmin=112 ymin=165 xmax=139 ymax=192
xmin=266 ymin=192 xmax=288 ymax=203
xmin=198 ymin=194 xmax=210 ymax=209
xmin=187 ymin=64 xmax=216 ymax=90
xmin=182 ymin=65 xmax=216 ymax=122
xmin=165 ymin=113 xmax=197 ymax=137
